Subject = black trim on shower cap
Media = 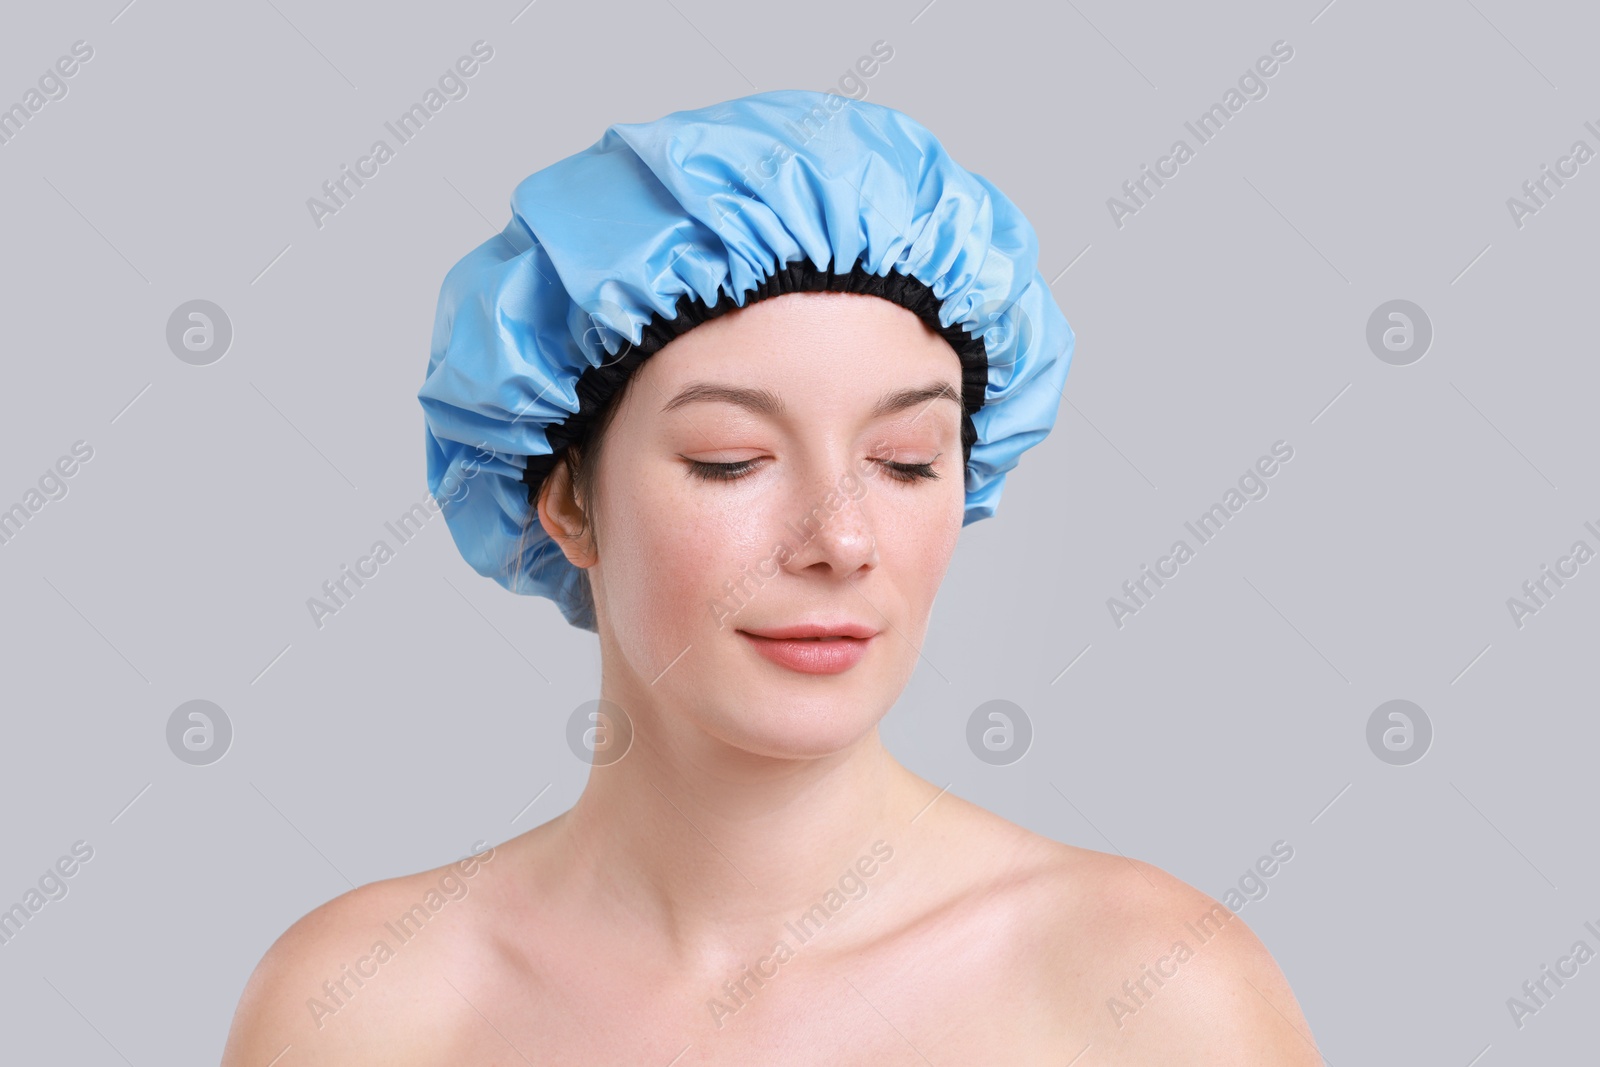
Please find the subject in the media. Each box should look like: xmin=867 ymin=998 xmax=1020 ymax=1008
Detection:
xmin=520 ymin=256 xmax=990 ymax=505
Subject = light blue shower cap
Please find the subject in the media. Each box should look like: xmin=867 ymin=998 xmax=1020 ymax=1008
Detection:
xmin=419 ymin=88 xmax=1075 ymax=632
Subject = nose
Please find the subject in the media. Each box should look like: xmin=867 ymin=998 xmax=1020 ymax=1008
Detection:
xmin=779 ymin=462 xmax=881 ymax=578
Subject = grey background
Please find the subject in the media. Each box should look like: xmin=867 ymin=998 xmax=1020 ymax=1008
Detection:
xmin=1 ymin=0 xmax=1595 ymax=1062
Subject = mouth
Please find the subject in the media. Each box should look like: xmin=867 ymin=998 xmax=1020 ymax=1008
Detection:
xmin=736 ymin=622 xmax=879 ymax=641
xmin=750 ymin=634 xmax=856 ymax=642
xmin=736 ymin=625 xmax=878 ymax=674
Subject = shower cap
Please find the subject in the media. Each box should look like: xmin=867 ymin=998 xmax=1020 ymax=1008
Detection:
xmin=419 ymin=88 xmax=1075 ymax=632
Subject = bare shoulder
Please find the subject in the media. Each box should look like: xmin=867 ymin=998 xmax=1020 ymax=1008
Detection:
xmin=1027 ymin=839 xmax=1322 ymax=1064
xmin=913 ymin=792 xmax=1318 ymax=1063
xmin=220 ymin=843 xmax=503 ymax=1067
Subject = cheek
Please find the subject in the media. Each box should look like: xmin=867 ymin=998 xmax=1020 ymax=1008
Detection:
xmin=662 ymin=508 xmax=748 ymax=604
xmin=600 ymin=469 xmax=767 ymax=633
xmin=878 ymin=480 xmax=964 ymax=606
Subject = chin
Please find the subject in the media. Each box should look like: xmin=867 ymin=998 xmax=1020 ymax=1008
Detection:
xmin=697 ymin=685 xmax=891 ymax=761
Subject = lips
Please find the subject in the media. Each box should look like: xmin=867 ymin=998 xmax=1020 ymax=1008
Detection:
xmin=736 ymin=622 xmax=878 ymax=674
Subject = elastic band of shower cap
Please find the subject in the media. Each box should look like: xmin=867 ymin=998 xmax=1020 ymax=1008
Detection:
xmin=418 ymin=88 xmax=1076 ymax=632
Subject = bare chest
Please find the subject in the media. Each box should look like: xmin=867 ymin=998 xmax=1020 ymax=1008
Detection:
xmin=442 ymin=914 xmax=1106 ymax=1065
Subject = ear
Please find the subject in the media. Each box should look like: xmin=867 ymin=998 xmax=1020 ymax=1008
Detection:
xmin=535 ymin=458 xmax=598 ymax=568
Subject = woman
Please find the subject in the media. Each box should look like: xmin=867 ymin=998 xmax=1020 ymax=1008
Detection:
xmin=222 ymin=89 xmax=1320 ymax=1064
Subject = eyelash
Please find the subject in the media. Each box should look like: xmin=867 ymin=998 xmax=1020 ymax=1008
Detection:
xmin=685 ymin=456 xmax=941 ymax=484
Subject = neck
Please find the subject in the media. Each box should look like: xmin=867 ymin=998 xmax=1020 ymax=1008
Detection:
xmin=548 ymin=693 xmax=932 ymax=978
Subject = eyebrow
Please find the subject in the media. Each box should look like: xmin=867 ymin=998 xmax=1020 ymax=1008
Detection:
xmin=660 ymin=380 xmax=962 ymax=420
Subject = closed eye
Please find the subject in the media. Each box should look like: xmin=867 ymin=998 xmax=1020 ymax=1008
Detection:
xmin=684 ymin=456 xmax=941 ymax=484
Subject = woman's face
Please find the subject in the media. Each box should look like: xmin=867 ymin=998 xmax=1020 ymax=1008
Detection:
xmin=551 ymin=290 xmax=968 ymax=759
